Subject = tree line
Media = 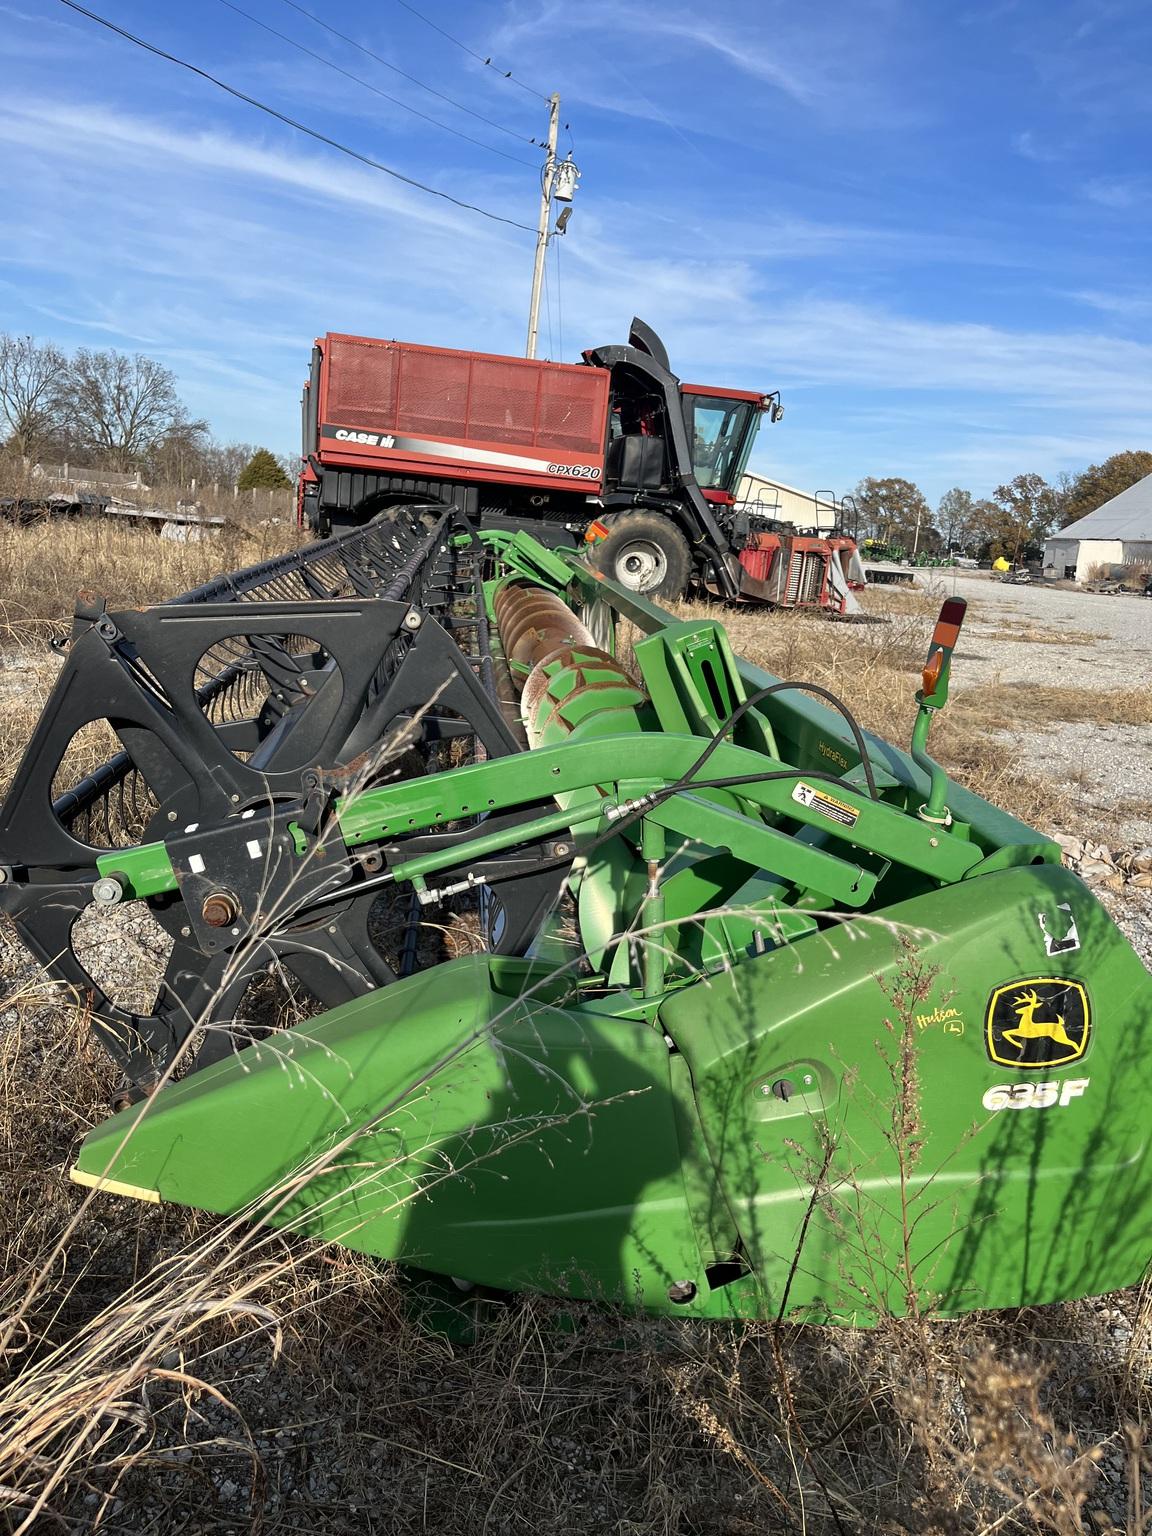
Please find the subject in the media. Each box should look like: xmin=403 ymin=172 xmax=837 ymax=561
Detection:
xmin=848 ymin=451 xmax=1152 ymax=563
xmin=0 ymin=332 xmax=290 ymax=490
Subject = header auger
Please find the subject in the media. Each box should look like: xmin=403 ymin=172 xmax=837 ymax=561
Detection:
xmin=1 ymin=513 xmax=1149 ymax=1323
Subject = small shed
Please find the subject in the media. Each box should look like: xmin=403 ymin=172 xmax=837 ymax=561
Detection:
xmin=1044 ymin=472 xmax=1152 ymax=581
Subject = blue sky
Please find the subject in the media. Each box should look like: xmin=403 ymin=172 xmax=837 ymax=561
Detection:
xmin=1 ymin=0 xmax=1150 ymax=502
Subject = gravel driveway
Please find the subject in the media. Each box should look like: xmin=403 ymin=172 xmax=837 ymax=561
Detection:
xmin=905 ymin=572 xmax=1152 ymax=965
xmin=921 ymin=570 xmax=1152 ymax=690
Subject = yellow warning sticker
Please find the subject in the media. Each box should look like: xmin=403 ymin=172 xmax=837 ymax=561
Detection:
xmin=791 ymin=781 xmax=859 ymax=828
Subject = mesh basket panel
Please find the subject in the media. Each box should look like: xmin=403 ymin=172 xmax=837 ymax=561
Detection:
xmin=323 ymin=338 xmax=608 ymax=460
xmin=324 ymin=338 xmax=399 ymax=433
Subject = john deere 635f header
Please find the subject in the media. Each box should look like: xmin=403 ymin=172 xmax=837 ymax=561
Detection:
xmin=1 ymin=512 xmax=1147 ymax=1322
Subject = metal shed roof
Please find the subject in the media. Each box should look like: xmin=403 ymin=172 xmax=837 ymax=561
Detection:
xmin=1053 ymin=471 xmax=1152 ymax=540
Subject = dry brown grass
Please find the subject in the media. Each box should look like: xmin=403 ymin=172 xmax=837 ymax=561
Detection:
xmin=668 ymin=592 xmax=1079 ymax=829
xmin=978 ymin=626 xmax=1100 ymax=647
xmin=0 ymin=518 xmax=303 ymax=642
xmin=1 ymin=549 xmax=1150 ymax=1532
xmin=957 ymin=685 xmax=1152 ymax=730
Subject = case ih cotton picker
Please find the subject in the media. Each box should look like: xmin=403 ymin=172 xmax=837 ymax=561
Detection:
xmin=1 ymin=512 xmax=1149 ymax=1323
xmin=298 ymin=318 xmax=866 ymax=615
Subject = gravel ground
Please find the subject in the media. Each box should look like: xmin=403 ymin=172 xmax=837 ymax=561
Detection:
xmin=918 ymin=572 xmax=1152 ymax=845
xmin=923 ymin=570 xmax=1152 ymax=690
xmin=895 ymin=571 xmax=1152 ymax=974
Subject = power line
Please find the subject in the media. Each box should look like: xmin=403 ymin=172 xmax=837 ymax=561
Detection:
xmin=275 ymin=0 xmax=540 ymax=145
xmin=55 ymin=0 xmax=535 ymax=233
xmin=215 ymin=0 xmax=537 ymax=169
xmin=390 ymin=0 xmax=549 ymax=103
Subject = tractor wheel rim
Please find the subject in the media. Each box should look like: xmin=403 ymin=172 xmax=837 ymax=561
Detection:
xmin=616 ymin=540 xmax=667 ymax=591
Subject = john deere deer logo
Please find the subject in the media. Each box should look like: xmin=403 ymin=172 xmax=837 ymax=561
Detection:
xmin=985 ymin=978 xmax=1090 ymax=1068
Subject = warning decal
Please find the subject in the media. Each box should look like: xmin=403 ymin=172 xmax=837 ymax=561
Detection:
xmin=791 ymin=781 xmax=860 ymax=828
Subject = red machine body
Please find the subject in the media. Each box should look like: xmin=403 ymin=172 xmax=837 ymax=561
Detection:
xmin=735 ymin=531 xmax=866 ymax=616
xmin=311 ymin=334 xmax=612 ymax=495
xmin=297 ymin=317 xmax=862 ymax=613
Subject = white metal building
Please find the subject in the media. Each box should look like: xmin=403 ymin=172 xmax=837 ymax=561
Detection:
xmin=736 ymin=473 xmax=841 ymax=532
xmin=1043 ymin=472 xmax=1152 ymax=581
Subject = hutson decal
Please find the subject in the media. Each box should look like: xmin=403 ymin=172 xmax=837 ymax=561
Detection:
xmin=984 ymin=978 xmax=1091 ymax=1069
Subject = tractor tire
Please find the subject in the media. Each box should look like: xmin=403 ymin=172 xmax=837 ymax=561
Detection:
xmin=590 ymin=512 xmax=692 ymax=600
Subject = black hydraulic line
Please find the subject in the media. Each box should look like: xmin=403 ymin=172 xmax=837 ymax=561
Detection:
xmin=665 ymin=681 xmax=880 ymax=805
xmin=480 ymin=681 xmax=882 ymax=891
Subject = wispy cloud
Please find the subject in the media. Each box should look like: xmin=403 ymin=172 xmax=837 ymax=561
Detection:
xmin=1012 ymin=129 xmax=1062 ymax=163
xmin=488 ymin=0 xmax=906 ymax=126
xmin=632 ymin=16 xmax=818 ymax=104
xmin=1066 ymin=288 xmax=1152 ymax=319
xmin=1083 ymin=176 xmax=1145 ymax=209
xmin=0 ymin=99 xmax=528 ymax=238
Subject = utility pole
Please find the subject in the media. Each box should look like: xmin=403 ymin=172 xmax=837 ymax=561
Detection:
xmin=525 ymin=93 xmax=560 ymax=360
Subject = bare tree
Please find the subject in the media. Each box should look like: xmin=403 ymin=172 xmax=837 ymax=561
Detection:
xmin=0 ymin=333 xmax=68 ymax=463
xmin=199 ymin=440 xmax=258 ymax=487
xmin=62 ymin=349 xmax=205 ymax=470
xmin=146 ymin=422 xmax=213 ymax=488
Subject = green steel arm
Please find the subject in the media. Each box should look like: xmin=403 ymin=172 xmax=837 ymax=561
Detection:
xmin=648 ymin=792 xmax=875 ymax=908
xmin=99 ymin=734 xmax=981 ymax=902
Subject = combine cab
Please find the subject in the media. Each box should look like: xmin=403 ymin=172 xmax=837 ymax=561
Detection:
xmin=299 ymin=318 xmax=862 ymax=611
xmin=2 ymin=520 xmax=1149 ymax=1322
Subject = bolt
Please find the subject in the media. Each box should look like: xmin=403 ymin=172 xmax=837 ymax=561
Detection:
xmin=230 ymin=794 xmax=241 ymax=804
xmin=167 ymin=810 xmax=178 ymax=822
xmin=92 ymin=876 xmax=124 ymax=907
xmin=929 ymin=836 xmax=939 ymax=848
xmin=553 ymin=842 xmax=571 ymax=857
xmin=0 ymin=867 xmax=8 ymax=885
xmin=667 ymin=1279 xmax=697 ymax=1305
xmin=802 ymin=1073 xmax=814 ymax=1087
xmin=180 ymin=926 xmax=191 ymax=938
xmin=201 ymin=890 xmax=240 ymax=928
xmin=403 ymin=610 xmax=423 ymax=629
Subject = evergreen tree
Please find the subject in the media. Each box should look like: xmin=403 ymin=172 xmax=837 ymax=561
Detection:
xmin=237 ymin=447 xmax=292 ymax=491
